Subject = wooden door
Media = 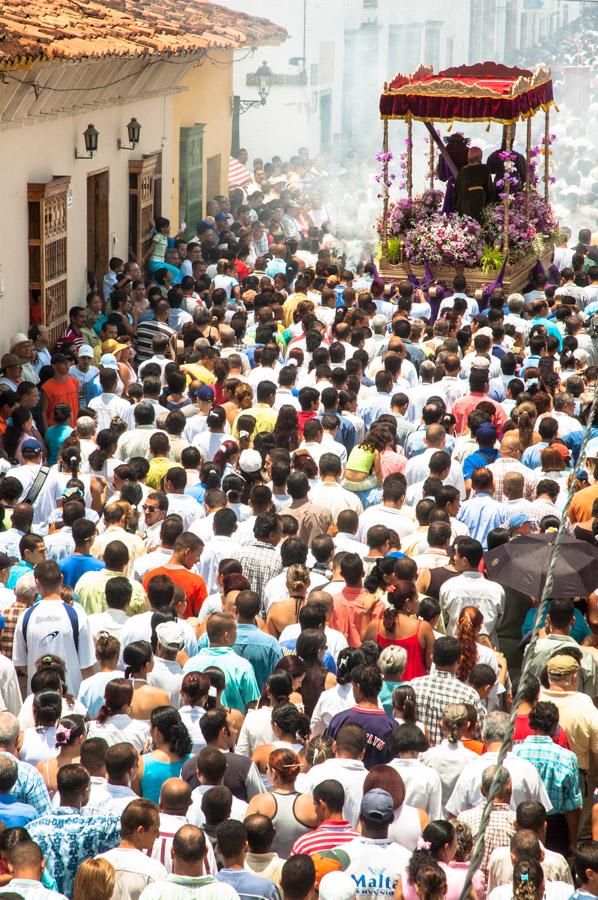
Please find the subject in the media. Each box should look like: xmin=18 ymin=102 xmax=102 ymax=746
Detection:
xmin=28 ymin=176 xmax=70 ymax=347
xmin=129 ymin=156 xmax=156 ymax=264
xmin=179 ymin=124 xmax=204 ymax=240
xmin=87 ymin=170 xmax=109 ymax=295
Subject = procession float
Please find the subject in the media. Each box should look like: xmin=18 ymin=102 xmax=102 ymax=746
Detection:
xmin=376 ymin=62 xmax=560 ymax=297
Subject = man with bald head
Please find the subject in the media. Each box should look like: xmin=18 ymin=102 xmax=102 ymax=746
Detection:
xmin=489 ymin=432 xmax=536 ymax=502
xmin=153 ymin=778 xmax=217 ymax=876
xmin=455 ymin=146 xmax=495 ymax=221
xmin=502 ymin=472 xmax=536 ymax=525
xmin=141 ymin=824 xmax=231 ymax=899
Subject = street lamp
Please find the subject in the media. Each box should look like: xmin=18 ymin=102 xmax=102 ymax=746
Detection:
xmin=74 ymin=123 xmax=99 ymax=159
xmin=117 ymin=117 xmax=142 ymax=150
xmin=231 ymin=60 xmax=273 ymax=156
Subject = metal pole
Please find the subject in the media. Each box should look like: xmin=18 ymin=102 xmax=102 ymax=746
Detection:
xmin=407 ymin=117 xmax=413 ymax=200
xmin=502 ymin=123 xmax=513 ymax=257
xmin=544 ymin=107 xmax=550 ymax=202
xmin=525 ymin=116 xmax=532 ymax=223
xmin=382 ymin=117 xmax=390 ymax=258
xmin=231 ymin=95 xmax=241 ymax=157
xmin=429 ymin=125 xmax=435 ymax=191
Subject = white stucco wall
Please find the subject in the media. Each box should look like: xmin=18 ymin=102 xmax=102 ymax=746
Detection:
xmin=0 ymin=93 xmax=174 ymax=350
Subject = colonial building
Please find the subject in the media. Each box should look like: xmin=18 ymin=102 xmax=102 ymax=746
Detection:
xmin=0 ymin=0 xmax=285 ymax=347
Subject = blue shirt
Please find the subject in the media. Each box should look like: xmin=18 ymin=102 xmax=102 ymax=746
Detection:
xmin=521 ymin=442 xmax=549 ymax=470
xmin=28 ymin=806 xmax=121 ymax=896
xmin=564 ymin=427 xmax=598 ymax=465
xmin=59 ymin=553 xmax=105 ymax=589
xmin=462 ymin=448 xmax=500 ymax=481
xmin=7 ymin=560 xmax=33 ymax=590
xmin=529 ymin=316 xmax=563 ymax=350
xmin=44 ymin=424 xmax=74 ymax=466
xmin=233 ymin=624 xmax=284 ymax=692
xmin=457 ymin=492 xmax=508 ymax=549
xmin=217 ymin=868 xmax=281 ymax=900
xmin=0 ymin=794 xmax=38 ymax=827
xmin=522 ymin=603 xmax=591 ymax=645
xmin=317 ymin=411 xmax=356 ymax=454
xmin=0 ymin=753 xmax=51 ymax=816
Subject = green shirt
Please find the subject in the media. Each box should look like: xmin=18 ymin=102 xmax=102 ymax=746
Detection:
xmin=74 ymin=568 xmax=147 ymax=616
xmin=182 ymin=646 xmax=260 ymax=713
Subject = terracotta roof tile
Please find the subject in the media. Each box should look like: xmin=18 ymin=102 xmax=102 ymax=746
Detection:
xmin=0 ymin=0 xmax=287 ymax=64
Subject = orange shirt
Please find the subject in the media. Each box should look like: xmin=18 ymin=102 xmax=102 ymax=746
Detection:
xmin=462 ymin=738 xmax=484 ymax=755
xmin=143 ymin=563 xmax=207 ymax=618
xmin=568 ymin=483 xmax=598 ymax=525
xmin=42 ymin=376 xmax=80 ymax=427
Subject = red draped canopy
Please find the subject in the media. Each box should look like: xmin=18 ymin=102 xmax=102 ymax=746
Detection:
xmin=380 ymin=62 xmax=554 ymax=124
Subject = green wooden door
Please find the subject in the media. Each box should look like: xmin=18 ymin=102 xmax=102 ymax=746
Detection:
xmin=179 ymin=124 xmax=204 ymax=239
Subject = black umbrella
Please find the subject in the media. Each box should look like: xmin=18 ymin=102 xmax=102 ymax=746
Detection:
xmin=484 ymin=533 xmax=598 ymax=598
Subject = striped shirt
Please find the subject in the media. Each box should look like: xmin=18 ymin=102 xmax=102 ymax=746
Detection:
xmin=290 ymin=819 xmax=361 ymax=856
xmin=133 ymin=320 xmax=176 ymax=362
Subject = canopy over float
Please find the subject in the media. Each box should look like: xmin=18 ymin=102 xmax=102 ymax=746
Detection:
xmin=377 ymin=62 xmax=557 ymax=295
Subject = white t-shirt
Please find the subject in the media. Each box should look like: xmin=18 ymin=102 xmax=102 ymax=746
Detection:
xmin=236 ymin=706 xmax=275 ymax=758
xmin=77 ymin=670 xmax=121 ymax=719
xmin=188 ymin=785 xmax=247 ymax=825
xmin=488 ymin=882 xmax=574 ymax=900
xmin=341 ymin=836 xmax=410 ymax=899
xmin=13 ymin=599 xmax=95 ymax=695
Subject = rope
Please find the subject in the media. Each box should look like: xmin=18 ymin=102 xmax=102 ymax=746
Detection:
xmin=457 ymin=386 xmax=598 ymax=900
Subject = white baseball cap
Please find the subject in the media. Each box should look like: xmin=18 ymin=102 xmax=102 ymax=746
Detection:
xmin=78 ymin=344 xmax=94 ymax=359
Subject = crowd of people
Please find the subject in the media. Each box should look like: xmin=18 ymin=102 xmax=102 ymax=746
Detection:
xmin=0 ymin=143 xmax=595 ymax=900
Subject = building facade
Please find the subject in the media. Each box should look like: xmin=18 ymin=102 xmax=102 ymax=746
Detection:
xmin=230 ymin=0 xmax=579 ymax=163
xmin=0 ymin=0 xmax=285 ymax=349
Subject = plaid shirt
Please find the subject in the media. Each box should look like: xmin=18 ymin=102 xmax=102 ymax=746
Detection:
xmin=0 ymin=752 xmax=52 ymax=815
xmin=458 ymin=802 xmax=516 ymax=874
xmin=229 ymin=541 xmax=283 ymax=614
xmin=512 ymin=735 xmax=582 ymax=814
xmin=1 ymin=598 xmax=28 ymax=658
xmin=488 ymin=457 xmax=536 ymax=502
xmin=410 ymin=670 xmax=486 ymax=746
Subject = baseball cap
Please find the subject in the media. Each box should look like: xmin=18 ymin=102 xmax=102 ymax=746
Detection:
xmin=51 ymin=352 xmax=69 ymax=365
xmin=508 ymin=512 xmax=531 ymax=530
xmin=239 ymin=449 xmax=263 ymax=474
xmin=21 ymin=438 xmax=43 ymax=454
xmin=360 ymin=788 xmax=395 ymax=824
xmin=471 ymin=355 xmax=491 ymax=369
xmin=547 ymin=654 xmax=581 ymax=676
xmin=194 ymin=385 xmax=214 ymax=402
xmin=475 ymin=423 xmax=498 ymax=442
xmin=0 ymin=354 xmax=22 ymax=370
xmin=573 ymin=348 xmax=590 ymax=364
xmin=319 ymin=871 xmax=356 ymax=900
xmin=0 ymin=553 xmax=12 ymax=571
xmin=99 ymin=353 xmax=119 ymax=371
xmin=78 ymin=344 xmax=94 ymax=359
xmin=155 ymin=622 xmax=185 ymax=652
xmin=311 ymin=849 xmax=350 ymax=888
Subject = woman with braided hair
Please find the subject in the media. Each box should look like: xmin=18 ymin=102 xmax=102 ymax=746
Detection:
xmin=455 ymin=607 xmax=508 ymax=708
xmin=361 ymin=579 xmax=434 ymax=679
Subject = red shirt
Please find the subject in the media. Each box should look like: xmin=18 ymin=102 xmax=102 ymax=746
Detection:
xmin=297 ymin=410 xmax=316 ymax=438
xmin=143 ymin=564 xmax=207 ymax=618
xmin=512 ymin=713 xmax=572 ymax=749
xmin=451 ymin=391 xmax=507 ymax=435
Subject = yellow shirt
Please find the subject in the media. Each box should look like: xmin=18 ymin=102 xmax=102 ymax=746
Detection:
xmin=232 ymin=403 xmax=278 ymax=439
xmin=282 ymin=292 xmax=308 ymax=328
xmin=146 ymin=456 xmax=176 ymax=490
xmin=180 ymin=363 xmax=216 ymax=386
